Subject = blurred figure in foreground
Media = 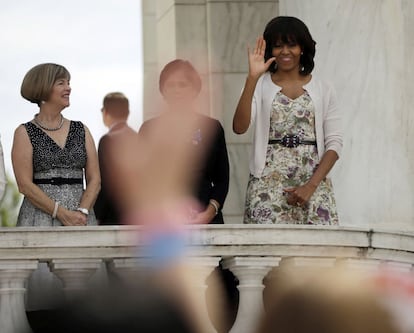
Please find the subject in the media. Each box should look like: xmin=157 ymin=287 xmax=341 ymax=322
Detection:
xmin=94 ymin=60 xmax=230 ymax=333
xmin=139 ymin=59 xmax=230 ymax=224
xmin=258 ymin=267 xmax=404 ymax=333
xmin=94 ymin=92 xmax=136 ymax=225
xmin=139 ymin=59 xmax=236 ymax=332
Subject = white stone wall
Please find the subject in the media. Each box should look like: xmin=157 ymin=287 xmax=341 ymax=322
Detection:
xmin=279 ymin=0 xmax=414 ymax=228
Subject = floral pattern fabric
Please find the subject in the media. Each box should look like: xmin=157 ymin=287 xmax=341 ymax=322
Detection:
xmin=244 ymin=91 xmax=338 ymax=225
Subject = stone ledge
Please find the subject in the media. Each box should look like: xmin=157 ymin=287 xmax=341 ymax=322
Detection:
xmin=1 ymin=225 xmax=413 ymax=264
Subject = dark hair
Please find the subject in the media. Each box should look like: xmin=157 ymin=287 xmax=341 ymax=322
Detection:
xmin=159 ymin=59 xmax=202 ymax=95
xmin=102 ymin=92 xmax=129 ymax=120
xmin=263 ymin=16 xmax=316 ymax=75
xmin=21 ymin=63 xmax=71 ymax=106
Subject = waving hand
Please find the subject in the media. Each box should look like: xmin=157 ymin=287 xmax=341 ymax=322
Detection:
xmin=248 ymin=36 xmax=276 ymax=78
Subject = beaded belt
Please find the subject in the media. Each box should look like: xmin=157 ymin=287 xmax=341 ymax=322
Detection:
xmin=33 ymin=177 xmax=83 ymax=185
xmin=268 ymin=135 xmax=316 ymax=148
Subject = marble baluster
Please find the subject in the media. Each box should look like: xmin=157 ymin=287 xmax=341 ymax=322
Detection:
xmin=186 ymin=256 xmax=222 ymax=333
xmin=0 ymin=260 xmax=38 ymax=333
xmin=49 ymin=259 xmax=102 ymax=301
xmin=222 ymin=257 xmax=281 ymax=333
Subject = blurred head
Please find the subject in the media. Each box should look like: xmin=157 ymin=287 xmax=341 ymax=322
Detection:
xmin=21 ymin=63 xmax=71 ymax=107
xmin=159 ymin=60 xmax=202 ymax=108
xmin=259 ymin=268 xmax=401 ymax=333
xmin=101 ymin=92 xmax=130 ymax=127
xmin=263 ymin=16 xmax=316 ymax=75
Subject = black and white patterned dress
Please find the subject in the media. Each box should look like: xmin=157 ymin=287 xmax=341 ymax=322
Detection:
xmin=16 ymin=121 xmax=96 ymax=226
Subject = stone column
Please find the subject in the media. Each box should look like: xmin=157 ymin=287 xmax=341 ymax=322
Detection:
xmin=49 ymin=259 xmax=102 ymax=301
xmin=141 ymin=0 xmax=159 ymax=121
xmin=0 ymin=260 xmax=38 ymax=333
xmin=222 ymin=256 xmax=280 ymax=333
xmin=141 ymin=0 xmax=211 ymax=120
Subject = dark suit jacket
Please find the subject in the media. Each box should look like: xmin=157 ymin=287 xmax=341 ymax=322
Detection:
xmin=94 ymin=122 xmax=136 ymax=225
xmin=139 ymin=114 xmax=229 ymax=224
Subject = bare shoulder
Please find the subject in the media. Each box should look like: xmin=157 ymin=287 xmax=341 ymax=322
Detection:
xmin=12 ymin=124 xmax=32 ymax=157
xmin=14 ymin=123 xmax=27 ymax=134
xmin=13 ymin=124 xmax=30 ymax=142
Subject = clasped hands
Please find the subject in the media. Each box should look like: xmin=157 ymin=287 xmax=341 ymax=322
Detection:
xmin=59 ymin=208 xmax=88 ymax=226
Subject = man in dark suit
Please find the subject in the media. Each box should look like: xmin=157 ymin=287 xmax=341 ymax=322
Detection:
xmin=94 ymin=92 xmax=136 ymax=225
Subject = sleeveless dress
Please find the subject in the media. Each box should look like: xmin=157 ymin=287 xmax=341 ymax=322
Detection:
xmin=244 ymin=91 xmax=338 ymax=225
xmin=16 ymin=121 xmax=97 ymax=226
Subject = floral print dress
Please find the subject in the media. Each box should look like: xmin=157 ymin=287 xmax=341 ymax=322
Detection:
xmin=244 ymin=91 xmax=338 ymax=225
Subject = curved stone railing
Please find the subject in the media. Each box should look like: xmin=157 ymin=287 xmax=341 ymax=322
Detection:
xmin=1 ymin=225 xmax=414 ymax=333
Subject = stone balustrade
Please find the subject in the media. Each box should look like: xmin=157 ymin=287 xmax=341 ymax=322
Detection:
xmin=1 ymin=225 xmax=414 ymax=333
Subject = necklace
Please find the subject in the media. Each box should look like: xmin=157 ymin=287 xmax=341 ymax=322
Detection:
xmin=34 ymin=113 xmax=64 ymax=131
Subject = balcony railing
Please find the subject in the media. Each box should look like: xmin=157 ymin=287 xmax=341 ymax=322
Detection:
xmin=1 ymin=225 xmax=414 ymax=333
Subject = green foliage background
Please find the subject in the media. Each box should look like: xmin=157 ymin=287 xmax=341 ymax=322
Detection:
xmin=0 ymin=175 xmax=21 ymax=226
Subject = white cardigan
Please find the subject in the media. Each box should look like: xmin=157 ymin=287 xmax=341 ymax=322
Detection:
xmin=249 ymin=72 xmax=343 ymax=177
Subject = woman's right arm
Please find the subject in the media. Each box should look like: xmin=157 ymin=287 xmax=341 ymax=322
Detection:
xmin=12 ymin=125 xmax=86 ymax=226
xmin=233 ymin=76 xmax=260 ymax=134
xmin=233 ymin=36 xmax=276 ymax=134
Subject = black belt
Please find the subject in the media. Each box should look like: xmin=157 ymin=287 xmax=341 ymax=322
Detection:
xmin=33 ymin=177 xmax=83 ymax=185
xmin=268 ymin=135 xmax=316 ymax=148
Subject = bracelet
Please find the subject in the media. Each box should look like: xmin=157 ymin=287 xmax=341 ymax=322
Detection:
xmin=52 ymin=201 xmax=59 ymax=219
xmin=209 ymin=200 xmax=219 ymax=216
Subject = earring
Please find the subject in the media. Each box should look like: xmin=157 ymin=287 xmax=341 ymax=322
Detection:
xmin=301 ymin=51 xmax=303 ymax=55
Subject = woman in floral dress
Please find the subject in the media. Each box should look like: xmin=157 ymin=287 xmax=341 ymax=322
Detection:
xmin=233 ymin=16 xmax=342 ymax=225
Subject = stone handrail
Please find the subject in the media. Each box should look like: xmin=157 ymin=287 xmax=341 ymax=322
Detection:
xmin=1 ymin=225 xmax=414 ymax=333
